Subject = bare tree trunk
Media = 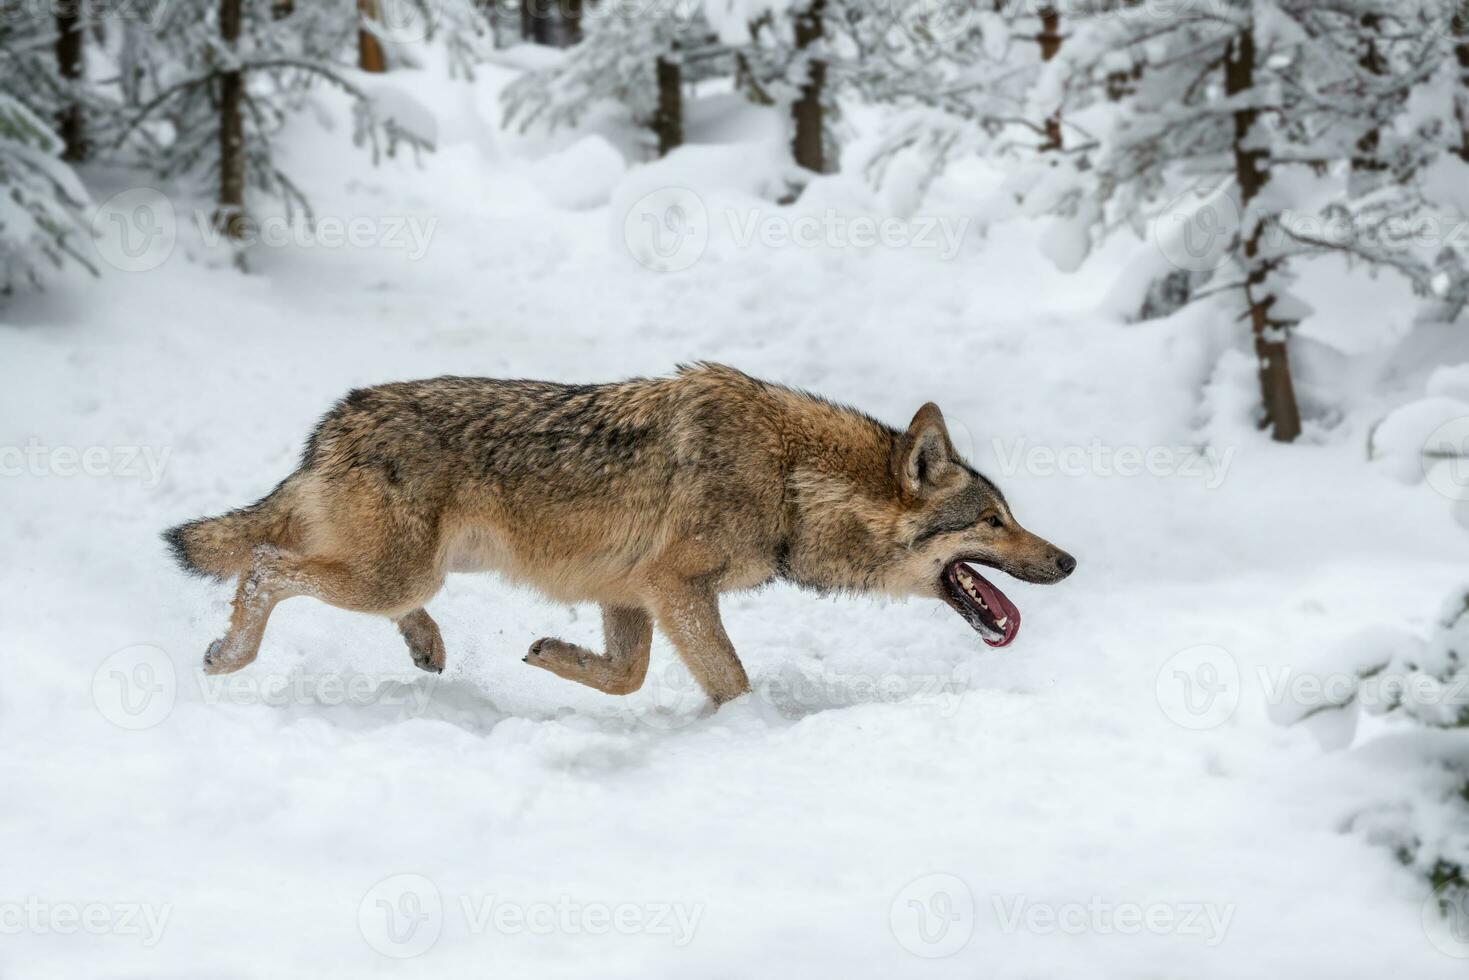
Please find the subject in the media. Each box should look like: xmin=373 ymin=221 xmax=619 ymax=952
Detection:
xmin=358 ymin=0 xmax=387 ymax=72
xmin=521 ymin=0 xmax=552 ymax=44
xmin=791 ymin=0 xmax=826 ymax=173
xmin=1455 ymin=4 xmax=1469 ymax=162
xmin=214 ymin=0 xmax=247 ymax=240
xmin=563 ymin=0 xmax=583 ymax=45
xmin=1350 ymin=13 xmax=1387 ymax=184
xmin=1225 ymin=27 xmax=1301 ymax=443
xmin=654 ymin=54 xmax=682 ymax=157
xmin=1037 ymin=5 xmax=1062 ymax=151
xmin=55 ymin=5 xmax=85 ymax=162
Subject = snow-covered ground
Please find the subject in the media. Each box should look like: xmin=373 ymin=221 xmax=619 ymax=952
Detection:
xmin=4 ymin=61 xmax=1468 ymax=978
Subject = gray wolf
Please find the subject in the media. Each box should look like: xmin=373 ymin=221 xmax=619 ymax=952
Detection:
xmin=165 ymin=363 xmax=1075 ymax=708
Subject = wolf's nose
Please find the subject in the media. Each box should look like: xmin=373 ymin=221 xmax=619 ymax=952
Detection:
xmin=1056 ymin=553 xmax=1076 ymax=577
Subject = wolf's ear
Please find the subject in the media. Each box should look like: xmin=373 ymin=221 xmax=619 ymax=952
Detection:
xmin=894 ymin=402 xmax=954 ymax=498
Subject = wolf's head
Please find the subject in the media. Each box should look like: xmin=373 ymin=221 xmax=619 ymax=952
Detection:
xmin=881 ymin=402 xmax=1074 ymax=646
xmin=786 ymin=401 xmax=1075 ymax=647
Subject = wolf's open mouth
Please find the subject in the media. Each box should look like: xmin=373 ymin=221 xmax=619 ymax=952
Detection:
xmin=941 ymin=561 xmax=1021 ymax=647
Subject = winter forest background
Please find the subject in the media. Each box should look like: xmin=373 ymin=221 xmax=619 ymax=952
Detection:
xmin=8 ymin=0 xmax=1469 ymax=975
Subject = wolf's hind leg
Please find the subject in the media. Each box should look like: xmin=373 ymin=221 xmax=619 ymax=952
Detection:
xmin=203 ymin=542 xmax=442 ymax=675
xmin=396 ymin=608 xmax=446 ymax=674
xmin=524 ymin=606 xmax=652 ymax=695
xmin=203 ymin=545 xmax=311 ymax=675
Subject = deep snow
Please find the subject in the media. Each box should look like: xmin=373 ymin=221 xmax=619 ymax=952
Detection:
xmin=3 ymin=58 xmax=1469 ymax=979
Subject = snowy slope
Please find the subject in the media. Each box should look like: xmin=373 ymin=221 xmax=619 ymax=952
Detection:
xmin=2 ymin=61 xmax=1467 ymax=979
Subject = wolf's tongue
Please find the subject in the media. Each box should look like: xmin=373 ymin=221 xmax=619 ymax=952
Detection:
xmin=962 ymin=562 xmax=1021 ymax=648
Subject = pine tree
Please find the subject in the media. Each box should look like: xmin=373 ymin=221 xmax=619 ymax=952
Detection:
xmin=502 ymin=2 xmax=719 ymax=157
xmin=1283 ymin=584 xmax=1469 ymax=901
xmin=0 ymin=93 xmax=94 ymax=291
xmin=0 ymin=5 xmax=98 ymax=290
xmin=117 ymin=0 xmax=435 ymax=244
xmin=55 ymin=0 xmax=86 ymax=161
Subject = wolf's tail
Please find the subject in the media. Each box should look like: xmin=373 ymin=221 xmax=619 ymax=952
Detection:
xmin=163 ymin=479 xmax=299 ymax=582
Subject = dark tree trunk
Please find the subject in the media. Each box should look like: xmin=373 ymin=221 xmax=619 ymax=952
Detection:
xmin=1037 ymin=5 xmax=1062 ymax=151
xmin=654 ymin=55 xmax=682 ymax=157
xmin=563 ymin=0 xmax=583 ymax=45
xmin=791 ymin=0 xmax=826 ymax=173
xmin=55 ymin=6 xmax=85 ymax=162
xmin=1350 ymin=13 xmax=1387 ymax=180
xmin=214 ymin=0 xmax=247 ymax=240
xmin=1225 ymin=27 xmax=1301 ymax=443
xmin=359 ymin=0 xmax=387 ymax=72
xmin=521 ymin=0 xmax=552 ymax=44
xmin=1455 ymin=5 xmax=1469 ymax=162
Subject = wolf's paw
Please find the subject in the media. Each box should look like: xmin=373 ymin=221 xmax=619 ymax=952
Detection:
xmin=525 ymin=637 xmax=592 ymax=672
xmin=404 ymin=626 xmax=445 ymax=674
xmin=396 ymin=609 xmax=446 ymax=674
xmin=411 ymin=646 xmax=445 ymax=674
xmin=202 ymin=637 xmax=249 ymax=675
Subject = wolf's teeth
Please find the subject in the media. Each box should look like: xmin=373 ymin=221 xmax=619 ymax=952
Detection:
xmin=996 ymin=616 xmax=1008 ymax=628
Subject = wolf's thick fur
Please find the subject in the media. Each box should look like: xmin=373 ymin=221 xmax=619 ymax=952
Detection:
xmin=166 ymin=363 xmax=1074 ymax=705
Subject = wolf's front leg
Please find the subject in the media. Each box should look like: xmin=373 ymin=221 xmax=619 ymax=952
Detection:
xmin=646 ymin=580 xmax=751 ymax=706
xmin=524 ymin=605 xmax=652 ymax=695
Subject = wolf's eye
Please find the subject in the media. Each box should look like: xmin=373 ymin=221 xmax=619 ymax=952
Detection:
xmin=984 ymin=515 xmax=1003 ymax=529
